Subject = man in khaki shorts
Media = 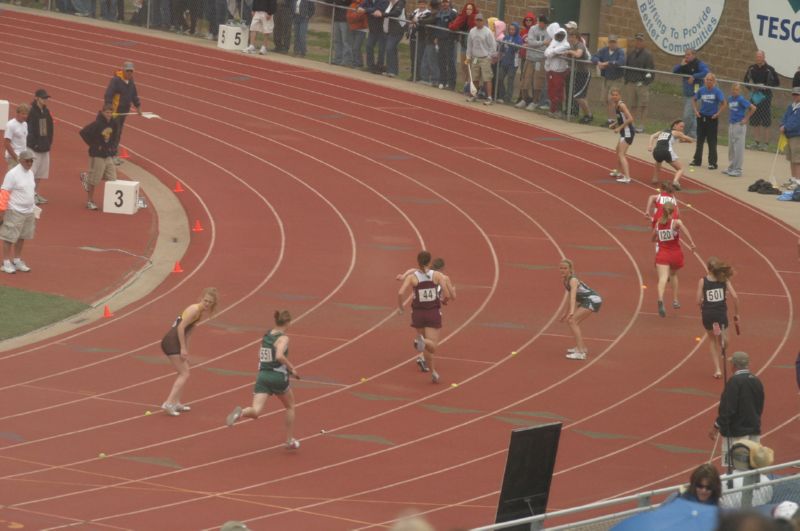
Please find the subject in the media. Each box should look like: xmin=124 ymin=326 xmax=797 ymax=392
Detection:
xmin=624 ymin=33 xmax=654 ymax=133
xmin=79 ymin=104 xmax=119 ymax=211
xmin=779 ymin=86 xmax=800 ymax=183
xmin=465 ymin=13 xmax=497 ymax=105
xmin=0 ymin=150 xmax=37 ymax=274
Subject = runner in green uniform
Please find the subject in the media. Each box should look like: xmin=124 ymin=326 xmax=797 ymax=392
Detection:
xmin=560 ymin=259 xmax=602 ymax=361
xmin=225 ymin=310 xmax=301 ymax=449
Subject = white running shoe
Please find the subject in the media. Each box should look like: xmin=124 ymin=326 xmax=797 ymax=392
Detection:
xmin=259 ymin=45 xmax=268 ymax=55
xmin=12 ymin=259 xmax=30 ymax=272
xmin=565 ymin=351 xmax=587 ymax=360
xmin=2 ymin=261 xmax=16 ymax=274
xmin=515 ymin=100 xmax=527 ymax=109
xmin=87 ymin=201 xmax=98 ymax=210
xmin=286 ymin=438 xmax=300 ymax=449
xmin=226 ymin=406 xmax=242 ymax=426
xmin=413 ymin=335 xmax=425 ymax=353
xmin=161 ymin=402 xmax=180 ymax=416
xmin=415 ymin=356 xmax=429 ymax=372
xmin=431 ymin=371 xmax=440 ymax=383
xmin=175 ymin=403 xmax=191 ymax=412
xmin=566 ymin=346 xmax=580 ymax=353
xmin=615 ymin=176 xmax=631 ymax=183
xmin=244 ymin=44 xmax=256 ymax=53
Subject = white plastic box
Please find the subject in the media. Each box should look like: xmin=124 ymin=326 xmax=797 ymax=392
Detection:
xmin=217 ymin=24 xmax=248 ymax=51
xmin=103 ymin=180 xmax=140 ymax=215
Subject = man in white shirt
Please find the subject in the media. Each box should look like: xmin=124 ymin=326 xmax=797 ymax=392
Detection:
xmin=4 ymin=104 xmax=29 ymax=170
xmin=0 ymin=150 xmax=37 ymax=274
xmin=465 ymin=12 xmax=497 ymax=105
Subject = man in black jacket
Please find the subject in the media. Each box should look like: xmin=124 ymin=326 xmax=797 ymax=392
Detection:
xmin=79 ymin=104 xmax=120 ymax=210
xmin=26 ymin=88 xmax=54 ymax=205
xmin=710 ymin=351 xmax=765 ymax=468
xmin=104 ymin=61 xmax=142 ymax=165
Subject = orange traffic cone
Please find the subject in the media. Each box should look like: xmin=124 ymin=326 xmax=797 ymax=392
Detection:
xmin=191 ymin=220 xmax=204 ymax=232
xmin=103 ymin=305 xmax=113 ymax=318
xmin=119 ymin=146 xmax=130 ymax=159
xmin=172 ymin=261 xmax=184 ymax=273
xmin=173 ymin=181 xmax=185 ymax=193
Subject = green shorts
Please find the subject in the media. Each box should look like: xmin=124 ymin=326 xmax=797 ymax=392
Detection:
xmin=254 ymin=369 xmax=289 ymax=395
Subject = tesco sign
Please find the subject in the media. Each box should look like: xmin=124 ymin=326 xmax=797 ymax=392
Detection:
xmin=750 ymin=0 xmax=800 ymax=77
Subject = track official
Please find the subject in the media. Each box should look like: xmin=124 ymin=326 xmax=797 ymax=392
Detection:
xmin=104 ymin=60 xmax=142 ymax=165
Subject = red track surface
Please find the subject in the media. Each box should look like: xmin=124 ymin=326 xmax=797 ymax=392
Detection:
xmin=0 ymin=11 xmax=798 ymax=531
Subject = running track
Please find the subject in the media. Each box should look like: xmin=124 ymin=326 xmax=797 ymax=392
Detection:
xmin=0 ymin=11 xmax=798 ymax=531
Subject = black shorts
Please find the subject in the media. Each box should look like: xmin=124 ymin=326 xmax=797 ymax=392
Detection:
xmin=702 ymin=310 xmax=728 ymax=332
xmin=653 ymin=149 xmax=675 ymax=163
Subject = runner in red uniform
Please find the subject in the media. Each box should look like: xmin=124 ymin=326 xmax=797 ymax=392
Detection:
xmin=644 ymin=181 xmax=679 ymax=227
xmin=398 ymin=251 xmax=452 ymax=383
xmin=653 ymin=202 xmax=696 ymax=318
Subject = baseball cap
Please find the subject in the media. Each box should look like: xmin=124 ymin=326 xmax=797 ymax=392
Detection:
xmin=793 ymin=86 xmax=800 ymax=95
xmin=34 ymin=88 xmax=50 ymax=99
xmin=18 ymin=149 xmax=35 ymax=161
xmin=730 ymin=351 xmax=749 ymax=367
xmin=122 ymin=61 xmax=135 ymax=71
xmin=565 ymin=20 xmax=577 ymax=29
xmin=635 ymin=32 xmax=645 ymax=40
xmin=474 ymin=12 xmax=484 ymax=20
xmin=608 ymin=34 xmax=618 ymax=41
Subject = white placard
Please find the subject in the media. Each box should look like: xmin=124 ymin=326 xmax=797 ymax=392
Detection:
xmin=638 ymin=0 xmax=725 ymax=55
xmin=749 ymin=0 xmax=800 ymax=78
xmin=103 ymin=180 xmax=140 ymax=215
xmin=217 ymin=24 xmax=248 ymax=51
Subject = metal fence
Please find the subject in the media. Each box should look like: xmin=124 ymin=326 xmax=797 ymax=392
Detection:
xmin=471 ymin=459 xmax=800 ymax=531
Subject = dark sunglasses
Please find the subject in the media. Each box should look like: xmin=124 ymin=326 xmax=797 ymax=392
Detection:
xmin=21 ymin=158 xmax=34 ymax=162
xmin=695 ymin=483 xmax=712 ymax=491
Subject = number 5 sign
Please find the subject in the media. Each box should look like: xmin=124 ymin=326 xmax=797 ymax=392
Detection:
xmin=217 ymin=24 xmax=248 ymax=51
xmin=103 ymin=180 xmax=141 ymax=215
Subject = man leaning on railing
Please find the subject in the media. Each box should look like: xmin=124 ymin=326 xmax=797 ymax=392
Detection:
xmin=592 ymin=34 xmax=625 ymax=127
xmin=623 ymin=33 xmax=654 ymax=133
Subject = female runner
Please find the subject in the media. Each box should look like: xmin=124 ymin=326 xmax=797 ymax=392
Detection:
xmin=608 ymin=88 xmax=635 ymax=184
xmin=160 ymin=287 xmax=218 ymax=416
xmin=653 ymin=203 xmax=696 ymax=317
xmin=643 ymin=181 xmax=679 ymax=226
xmin=226 ymin=310 xmax=301 ymax=449
xmin=559 ymin=259 xmax=602 ymax=360
xmin=398 ymin=250 xmax=452 ymax=383
xmin=696 ymin=258 xmax=739 ymax=378
xmin=647 ymin=119 xmax=695 ymax=188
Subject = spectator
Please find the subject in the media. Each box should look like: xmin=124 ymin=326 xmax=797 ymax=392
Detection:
xmin=743 ymin=50 xmax=780 ymax=151
xmin=779 ymin=87 xmax=800 ymax=184
xmin=794 ymin=65 xmax=800 ymax=89
xmin=416 ymin=0 xmax=441 ymax=86
xmin=543 ymin=23 xmax=569 ymax=118
xmin=26 ymin=88 xmax=54 ymax=205
xmin=496 ymin=21 xmax=521 ymax=104
xmin=465 ymin=12 xmax=495 ymax=105
xmin=681 ymin=463 xmax=722 ymax=505
xmin=691 ymin=72 xmax=727 ymax=170
xmin=673 ymin=48 xmax=709 ymax=138
xmin=518 ymin=11 xmax=534 ymax=42
xmin=0 ymin=150 xmax=36 ymax=274
xmin=204 ymin=0 xmax=218 ymax=39
xmin=330 ymin=0 xmax=352 ymax=66
xmin=516 ymin=14 xmax=548 ymax=111
xmin=434 ymin=0 xmax=457 ymax=89
xmin=243 ymin=0 xmax=276 ymax=55
xmin=566 ymin=29 xmax=592 ymax=123
xmin=4 ymin=104 xmax=29 ymax=170
xmin=486 ymin=17 xmax=505 ymax=96
xmin=359 ymin=0 xmax=389 ymax=74
xmin=382 ymin=0 xmax=406 ymax=78
xmin=104 ymin=61 xmax=142 ymax=165
xmin=624 ymin=32 xmax=654 ymax=133
xmin=291 ymin=0 xmax=315 ymax=57
xmin=723 ymin=83 xmax=755 ymax=177
xmin=591 ymin=34 xmax=625 ymax=126
xmin=78 ymin=104 xmax=120 ymax=211
xmin=447 ymin=2 xmax=477 ymax=92
xmin=408 ymin=0 xmax=429 ymax=80
xmin=347 ymin=0 xmax=367 ymax=68
xmin=273 ymin=0 xmax=293 ymax=53
xmin=709 ymin=351 xmax=765 ymax=468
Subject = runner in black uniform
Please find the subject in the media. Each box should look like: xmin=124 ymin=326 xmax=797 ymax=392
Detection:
xmin=648 ymin=119 xmax=694 ymax=188
xmin=226 ymin=310 xmax=301 ymax=449
xmin=696 ymin=258 xmax=740 ymax=379
xmin=160 ymin=287 xmax=218 ymax=416
xmin=608 ymin=88 xmax=635 ymax=183
xmin=560 ymin=259 xmax=602 ymax=361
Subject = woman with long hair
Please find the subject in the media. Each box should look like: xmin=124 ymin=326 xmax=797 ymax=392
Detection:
xmin=653 ymin=203 xmax=696 ymax=317
xmin=648 ymin=118 xmax=694 ymax=188
xmin=160 ymin=287 xmax=218 ymax=416
xmin=697 ymin=258 xmax=740 ymax=378
xmin=226 ymin=310 xmax=301 ymax=449
xmin=559 ymin=259 xmax=602 ymax=361
xmin=681 ymin=463 xmax=722 ymax=505
xmin=608 ymin=87 xmax=635 ymax=183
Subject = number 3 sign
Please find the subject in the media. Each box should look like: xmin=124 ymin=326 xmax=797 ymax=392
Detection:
xmin=103 ymin=180 xmax=141 ymax=215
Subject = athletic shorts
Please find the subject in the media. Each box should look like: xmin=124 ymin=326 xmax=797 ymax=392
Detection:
xmin=653 ymin=148 xmax=677 ymax=163
xmin=655 ymin=247 xmax=684 ymax=270
xmin=0 ymin=209 xmax=36 ymax=242
xmin=87 ymin=156 xmax=117 ymax=186
xmin=161 ymin=327 xmax=181 ymax=355
xmin=411 ymin=307 xmax=442 ymax=329
xmin=702 ymin=310 xmax=728 ymax=331
xmin=578 ymin=295 xmax=602 ymax=313
xmin=31 ymin=151 xmax=50 ymax=180
xmin=254 ymin=369 xmax=289 ymax=395
xmin=619 ymin=129 xmax=635 ymax=145
xmin=250 ymin=11 xmax=274 ymax=33
xmin=786 ymin=137 xmax=800 ymax=164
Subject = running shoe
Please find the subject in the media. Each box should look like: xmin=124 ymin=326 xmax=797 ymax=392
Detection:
xmin=657 ymin=300 xmax=666 ymax=318
xmin=566 ymin=351 xmax=587 ymax=360
xmin=672 ymin=300 xmax=681 ymax=309
xmin=286 ymin=438 xmax=301 ymax=449
xmin=413 ymin=335 xmax=425 ymax=353
xmin=708 ymin=164 xmax=718 ymax=170
xmin=431 ymin=371 xmax=440 ymax=384
xmin=2 ymin=261 xmax=16 ymax=274
xmin=161 ymin=402 xmax=180 ymax=416
xmin=12 ymin=259 xmax=30 ymax=272
xmin=566 ymin=346 xmax=580 ymax=353
xmin=226 ymin=406 xmax=242 ymax=426
xmin=243 ymin=44 xmax=256 ymax=53
xmin=525 ymin=102 xmax=537 ymax=111
xmin=615 ymin=175 xmax=631 ymax=183
xmin=609 ymin=169 xmax=621 ymax=177
xmin=175 ymin=403 xmax=191 ymax=412
xmin=35 ymin=193 xmax=48 ymax=204
xmin=515 ymin=100 xmax=527 ymax=109
xmin=415 ymin=356 xmax=429 ymax=372
xmin=87 ymin=201 xmax=98 ymax=211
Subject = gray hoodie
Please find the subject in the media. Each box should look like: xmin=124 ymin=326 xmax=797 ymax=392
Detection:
xmin=525 ymin=24 xmax=549 ymax=63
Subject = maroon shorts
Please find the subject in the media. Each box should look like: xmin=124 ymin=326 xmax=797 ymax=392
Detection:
xmin=411 ymin=308 xmax=442 ymax=329
xmin=655 ymin=247 xmax=684 ymax=270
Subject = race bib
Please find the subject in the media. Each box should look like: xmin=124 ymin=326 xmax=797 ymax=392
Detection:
xmin=705 ymin=288 xmax=724 ymax=303
xmin=657 ymin=229 xmax=674 ymax=241
xmin=418 ymin=287 xmax=438 ymax=302
xmin=259 ymin=346 xmax=275 ymax=364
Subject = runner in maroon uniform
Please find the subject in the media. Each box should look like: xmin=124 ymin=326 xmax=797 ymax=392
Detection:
xmin=653 ymin=203 xmax=696 ymax=318
xmin=398 ymin=251 xmax=452 ymax=383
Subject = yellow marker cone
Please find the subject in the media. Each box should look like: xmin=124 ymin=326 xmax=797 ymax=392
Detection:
xmin=360 ymin=377 xmax=367 ymax=382
xmin=145 ymin=410 xmax=152 ymax=416
xmin=98 ymin=453 xmax=107 ymax=458
xmin=511 ymin=351 xmax=518 ymax=356
xmin=451 ymin=383 xmax=458 ymax=388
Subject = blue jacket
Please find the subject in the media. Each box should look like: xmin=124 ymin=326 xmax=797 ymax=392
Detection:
xmin=591 ymin=46 xmax=625 ymax=80
xmin=781 ymin=102 xmax=800 ymax=138
xmin=673 ymin=58 xmax=709 ymax=97
xmin=499 ymin=23 xmax=523 ymax=68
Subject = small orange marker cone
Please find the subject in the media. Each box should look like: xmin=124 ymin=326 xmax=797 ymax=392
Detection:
xmin=173 ymin=181 xmax=185 ymax=193
xmin=119 ymin=146 xmax=130 ymax=159
xmin=191 ymin=220 xmax=204 ymax=232
xmin=103 ymin=305 xmax=113 ymax=318
xmin=172 ymin=261 xmax=184 ymax=273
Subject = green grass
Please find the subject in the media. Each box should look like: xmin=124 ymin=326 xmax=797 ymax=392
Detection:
xmin=0 ymin=287 xmax=89 ymax=341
